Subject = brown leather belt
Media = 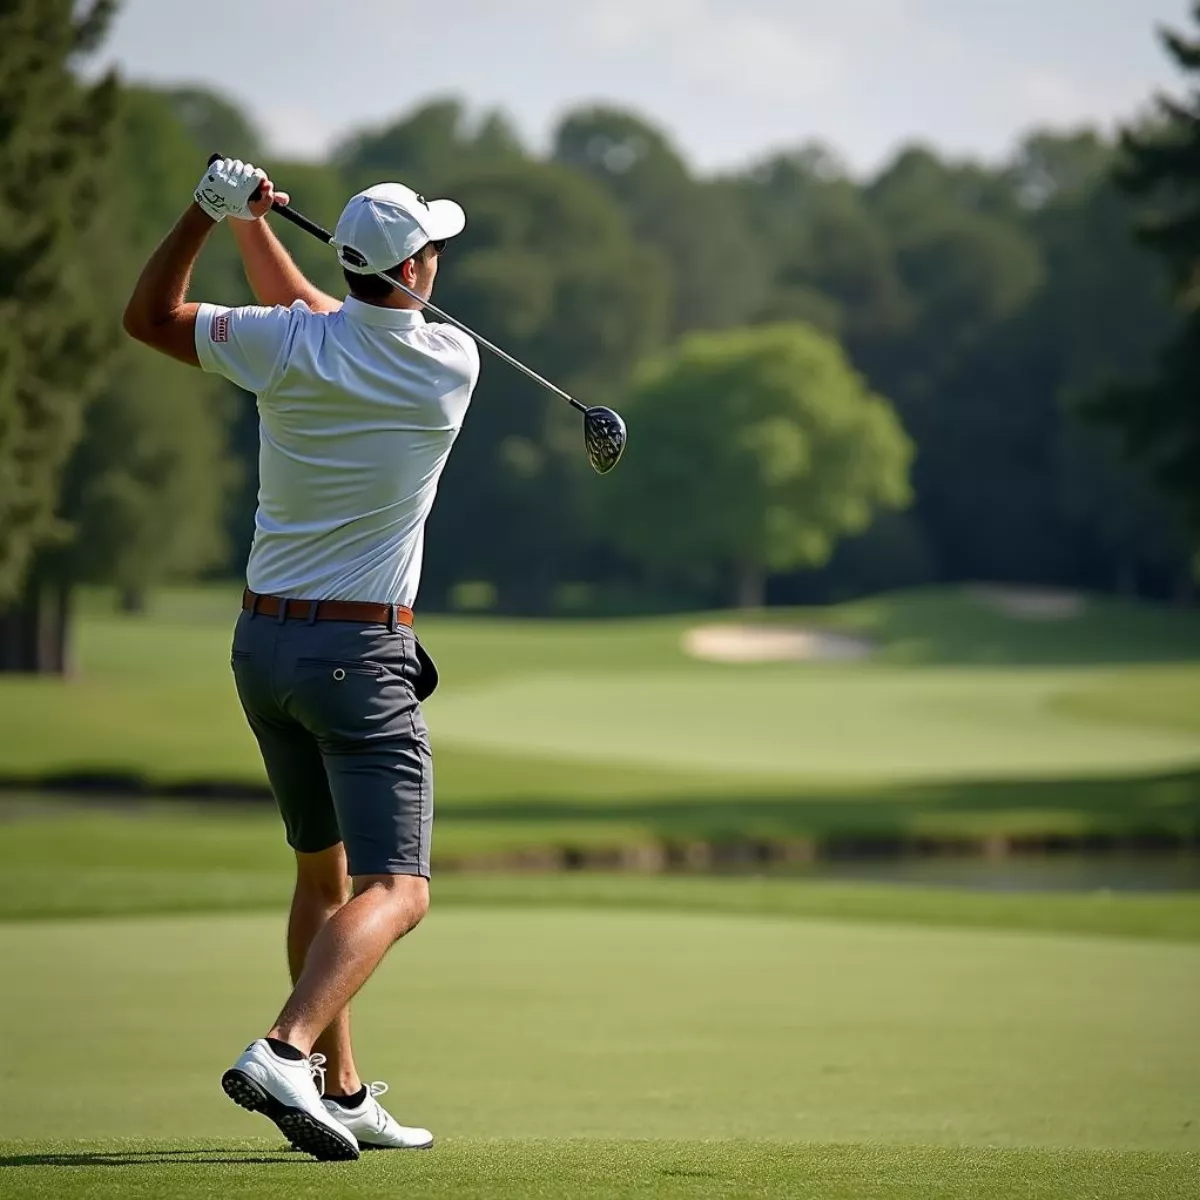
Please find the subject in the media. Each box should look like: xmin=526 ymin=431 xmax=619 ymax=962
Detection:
xmin=242 ymin=588 xmax=413 ymax=628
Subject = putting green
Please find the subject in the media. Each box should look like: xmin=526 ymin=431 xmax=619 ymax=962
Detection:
xmin=2 ymin=909 xmax=1196 ymax=1148
xmin=1 ymin=586 xmax=1199 ymax=796
xmin=429 ymin=668 xmax=1200 ymax=781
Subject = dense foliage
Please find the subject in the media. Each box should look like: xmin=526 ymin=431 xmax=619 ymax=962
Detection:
xmin=2 ymin=5 xmax=1198 ymax=670
xmin=1086 ymin=4 xmax=1200 ymax=572
xmin=0 ymin=0 xmax=118 ymax=665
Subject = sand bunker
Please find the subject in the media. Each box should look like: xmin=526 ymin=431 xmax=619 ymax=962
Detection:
xmin=970 ymin=585 xmax=1084 ymax=621
xmin=683 ymin=624 xmax=874 ymax=663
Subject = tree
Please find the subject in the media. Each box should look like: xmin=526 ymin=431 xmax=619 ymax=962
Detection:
xmin=1030 ymin=151 xmax=1185 ymax=594
xmin=335 ymin=97 xmax=524 ymax=196
xmin=163 ymin=86 xmax=265 ymax=163
xmin=864 ymin=131 xmax=1186 ymax=595
xmin=553 ymin=107 xmax=768 ymax=335
xmin=1085 ymin=6 xmax=1200 ymax=561
xmin=604 ymin=324 xmax=913 ymax=608
xmin=1005 ymin=129 xmax=1111 ymax=210
xmin=54 ymin=348 xmax=236 ymax=611
xmin=0 ymin=0 xmax=118 ymax=670
xmin=16 ymin=82 xmax=239 ymax=668
xmin=866 ymin=144 xmax=1022 ymax=231
xmin=731 ymin=145 xmax=912 ymax=351
xmin=421 ymin=160 xmax=670 ymax=610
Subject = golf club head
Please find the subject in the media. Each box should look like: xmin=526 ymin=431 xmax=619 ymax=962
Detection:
xmin=583 ymin=406 xmax=627 ymax=475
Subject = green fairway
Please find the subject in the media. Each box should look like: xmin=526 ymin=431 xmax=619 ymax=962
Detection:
xmin=1 ymin=907 xmax=1197 ymax=1197
xmin=5 ymin=804 xmax=1200 ymax=941
xmin=1 ymin=585 xmax=1200 ymax=853
xmin=2 ymin=804 xmax=1197 ymax=1199
xmin=3 ymin=1140 xmax=1194 ymax=1200
xmin=430 ymin=666 xmax=1200 ymax=780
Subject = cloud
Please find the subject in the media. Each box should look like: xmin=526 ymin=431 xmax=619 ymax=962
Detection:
xmin=259 ymin=101 xmax=343 ymax=159
xmin=563 ymin=0 xmax=972 ymax=105
xmin=1012 ymin=69 xmax=1112 ymax=127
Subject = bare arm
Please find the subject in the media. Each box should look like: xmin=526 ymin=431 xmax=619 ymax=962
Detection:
xmin=122 ymin=203 xmax=214 ymax=366
xmin=230 ymin=214 xmax=341 ymax=313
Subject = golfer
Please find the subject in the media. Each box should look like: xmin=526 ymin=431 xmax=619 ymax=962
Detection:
xmin=123 ymin=157 xmax=479 ymax=1160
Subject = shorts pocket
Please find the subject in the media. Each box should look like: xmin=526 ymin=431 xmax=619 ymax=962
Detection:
xmin=296 ymin=657 xmax=384 ymax=681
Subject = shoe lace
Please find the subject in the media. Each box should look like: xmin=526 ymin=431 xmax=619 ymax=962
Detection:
xmin=365 ymin=1081 xmax=390 ymax=1132
xmin=307 ymin=1053 xmax=327 ymax=1095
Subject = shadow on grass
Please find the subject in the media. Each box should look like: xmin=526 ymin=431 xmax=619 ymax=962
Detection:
xmin=819 ymin=588 xmax=1200 ymax=667
xmin=0 ymin=1147 xmax=296 ymax=1168
xmin=434 ymin=768 xmax=1200 ymax=853
xmin=3 ymin=768 xmax=1200 ymax=858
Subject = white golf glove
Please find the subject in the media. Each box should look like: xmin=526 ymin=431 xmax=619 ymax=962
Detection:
xmin=194 ymin=158 xmax=265 ymax=223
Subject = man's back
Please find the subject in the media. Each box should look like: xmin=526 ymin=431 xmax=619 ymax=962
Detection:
xmin=123 ymin=160 xmax=480 ymax=1161
xmin=197 ymin=296 xmax=480 ymax=604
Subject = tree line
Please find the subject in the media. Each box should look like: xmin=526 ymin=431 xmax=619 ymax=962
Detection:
xmin=2 ymin=0 xmax=1199 ymax=670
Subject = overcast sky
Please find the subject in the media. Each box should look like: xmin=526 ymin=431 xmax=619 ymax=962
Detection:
xmin=100 ymin=0 xmax=1191 ymax=175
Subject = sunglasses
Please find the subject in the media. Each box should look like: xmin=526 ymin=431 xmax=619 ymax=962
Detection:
xmin=429 ymin=239 xmax=447 ymax=257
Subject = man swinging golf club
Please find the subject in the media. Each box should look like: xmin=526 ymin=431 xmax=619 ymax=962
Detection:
xmin=124 ymin=157 xmax=480 ymax=1159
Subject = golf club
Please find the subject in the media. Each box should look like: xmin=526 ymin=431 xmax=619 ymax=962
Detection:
xmin=206 ymin=155 xmax=627 ymax=475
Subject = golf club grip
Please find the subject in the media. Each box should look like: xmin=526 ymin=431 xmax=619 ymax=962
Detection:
xmin=206 ymin=153 xmax=334 ymax=243
xmin=271 ymin=202 xmax=334 ymax=244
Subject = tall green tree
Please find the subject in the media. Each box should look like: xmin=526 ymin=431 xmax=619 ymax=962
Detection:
xmin=164 ymin=86 xmax=265 ymax=163
xmin=554 ymin=107 xmax=767 ymax=335
xmin=55 ymin=350 xmax=235 ymax=610
xmin=1087 ymin=6 xmax=1200 ymax=562
xmin=335 ymin=97 xmax=524 ymax=197
xmin=422 ymin=160 xmax=670 ymax=610
xmin=0 ymin=0 xmax=118 ymax=670
xmin=118 ymin=88 xmax=343 ymax=575
xmin=604 ymin=324 xmax=912 ymax=607
xmin=731 ymin=145 xmax=912 ymax=350
xmin=38 ymin=84 xmax=238 ymax=654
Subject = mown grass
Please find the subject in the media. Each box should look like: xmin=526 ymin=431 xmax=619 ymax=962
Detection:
xmin=2 ymin=1140 xmax=1195 ymax=1200
xmin=3 ymin=804 xmax=1200 ymax=940
xmin=2 ymin=586 xmax=1200 ymax=852
xmin=1 ymin=905 xmax=1197 ymax=1196
xmin=4 ymin=588 xmax=1198 ymax=1198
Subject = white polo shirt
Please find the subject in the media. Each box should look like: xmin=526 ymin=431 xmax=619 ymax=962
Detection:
xmin=196 ymin=296 xmax=479 ymax=606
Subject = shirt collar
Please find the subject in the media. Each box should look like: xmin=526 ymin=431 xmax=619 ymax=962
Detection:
xmin=341 ymin=296 xmax=426 ymax=328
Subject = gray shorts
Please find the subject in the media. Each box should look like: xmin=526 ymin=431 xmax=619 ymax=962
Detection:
xmin=231 ymin=609 xmax=433 ymax=877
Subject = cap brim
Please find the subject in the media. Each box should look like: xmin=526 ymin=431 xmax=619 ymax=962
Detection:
xmin=424 ymin=198 xmax=465 ymax=241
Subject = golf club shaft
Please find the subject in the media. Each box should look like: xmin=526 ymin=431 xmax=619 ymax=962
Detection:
xmin=206 ymin=156 xmax=587 ymax=415
xmin=290 ymin=202 xmax=587 ymax=413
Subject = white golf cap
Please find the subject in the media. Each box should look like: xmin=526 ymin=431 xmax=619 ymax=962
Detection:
xmin=331 ymin=183 xmax=466 ymax=274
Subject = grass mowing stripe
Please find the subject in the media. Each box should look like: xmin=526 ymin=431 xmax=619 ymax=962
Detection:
xmin=431 ymin=873 xmax=1200 ymax=943
xmin=3 ymin=585 xmax=1200 ymax=788
xmin=429 ymin=668 xmax=1200 ymax=781
xmin=2 ymin=808 xmax=1199 ymax=939
xmin=3 ymin=585 xmax=1200 ymax=852
xmin=2 ymin=912 xmax=1196 ymax=1149
xmin=0 ymin=1140 xmax=1196 ymax=1200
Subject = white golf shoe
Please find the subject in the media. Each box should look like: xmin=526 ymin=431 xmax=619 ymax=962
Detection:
xmin=324 ymin=1081 xmax=434 ymax=1150
xmin=221 ymin=1040 xmax=360 ymax=1162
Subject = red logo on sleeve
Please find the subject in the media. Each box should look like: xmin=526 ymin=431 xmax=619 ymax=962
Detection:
xmin=211 ymin=312 xmax=230 ymax=343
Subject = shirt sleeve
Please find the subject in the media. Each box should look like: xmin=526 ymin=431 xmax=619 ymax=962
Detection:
xmin=195 ymin=301 xmax=306 ymax=394
xmin=428 ymin=323 xmax=481 ymax=388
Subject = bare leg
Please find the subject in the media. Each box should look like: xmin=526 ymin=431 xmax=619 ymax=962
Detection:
xmin=269 ymin=874 xmax=429 ymax=1056
xmin=288 ymin=845 xmax=361 ymax=1095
